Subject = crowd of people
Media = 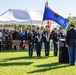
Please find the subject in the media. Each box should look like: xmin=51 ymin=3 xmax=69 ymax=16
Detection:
xmin=0 ymin=26 xmax=66 ymax=56
xmin=0 ymin=24 xmax=76 ymax=66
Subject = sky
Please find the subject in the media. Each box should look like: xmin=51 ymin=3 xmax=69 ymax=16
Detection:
xmin=0 ymin=0 xmax=76 ymax=18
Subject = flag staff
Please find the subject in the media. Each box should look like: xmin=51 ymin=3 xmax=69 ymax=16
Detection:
xmin=45 ymin=0 xmax=52 ymax=33
xmin=42 ymin=0 xmax=48 ymax=26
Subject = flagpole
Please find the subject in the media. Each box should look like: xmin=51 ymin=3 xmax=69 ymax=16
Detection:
xmin=42 ymin=0 xmax=48 ymax=26
xmin=45 ymin=0 xmax=52 ymax=33
xmin=46 ymin=0 xmax=48 ymax=3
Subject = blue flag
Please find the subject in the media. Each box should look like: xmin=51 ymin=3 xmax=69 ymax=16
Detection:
xmin=43 ymin=6 xmax=69 ymax=28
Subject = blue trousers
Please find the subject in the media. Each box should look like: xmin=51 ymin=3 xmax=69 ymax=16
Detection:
xmin=36 ymin=42 xmax=42 ymax=56
xmin=44 ymin=42 xmax=50 ymax=56
xmin=54 ymin=43 xmax=58 ymax=56
xmin=28 ymin=43 xmax=34 ymax=57
xmin=68 ymin=46 xmax=76 ymax=65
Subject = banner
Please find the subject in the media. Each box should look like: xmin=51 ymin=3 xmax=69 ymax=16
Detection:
xmin=47 ymin=20 xmax=51 ymax=33
xmin=43 ymin=6 xmax=69 ymax=28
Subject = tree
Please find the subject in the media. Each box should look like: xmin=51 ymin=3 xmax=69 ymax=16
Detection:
xmin=66 ymin=16 xmax=76 ymax=30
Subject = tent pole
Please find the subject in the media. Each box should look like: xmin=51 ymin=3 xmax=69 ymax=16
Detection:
xmin=31 ymin=20 xmax=32 ymax=30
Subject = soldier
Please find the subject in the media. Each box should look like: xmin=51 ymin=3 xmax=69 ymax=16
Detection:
xmin=66 ymin=24 xmax=76 ymax=66
xmin=27 ymin=29 xmax=34 ymax=57
xmin=52 ymin=28 xmax=58 ymax=56
xmin=43 ymin=26 xmax=52 ymax=56
xmin=35 ymin=28 xmax=42 ymax=57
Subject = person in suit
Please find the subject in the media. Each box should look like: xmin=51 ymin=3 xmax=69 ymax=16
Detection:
xmin=66 ymin=24 xmax=76 ymax=66
xmin=27 ymin=29 xmax=34 ymax=57
xmin=35 ymin=28 xmax=42 ymax=57
xmin=43 ymin=26 xmax=52 ymax=56
xmin=52 ymin=28 xmax=58 ymax=56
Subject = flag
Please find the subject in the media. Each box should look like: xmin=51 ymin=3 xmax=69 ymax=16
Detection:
xmin=47 ymin=20 xmax=51 ymax=33
xmin=45 ymin=1 xmax=52 ymax=33
xmin=43 ymin=6 xmax=69 ymax=28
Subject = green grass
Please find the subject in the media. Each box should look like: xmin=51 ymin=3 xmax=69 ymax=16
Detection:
xmin=0 ymin=50 xmax=76 ymax=75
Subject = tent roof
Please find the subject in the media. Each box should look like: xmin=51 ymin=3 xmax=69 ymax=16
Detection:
xmin=0 ymin=9 xmax=43 ymax=24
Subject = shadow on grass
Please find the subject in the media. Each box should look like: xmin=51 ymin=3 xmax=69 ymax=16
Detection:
xmin=0 ymin=50 xmax=28 ymax=53
xmin=0 ymin=56 xmax=50 ymax=62
xmin=0 ymin=62 xmax=33 ymax=66
xmin=27 ymin=62 xmax=69 ymax=73
xmin=0 ymin=49 xmax=45 ymax=53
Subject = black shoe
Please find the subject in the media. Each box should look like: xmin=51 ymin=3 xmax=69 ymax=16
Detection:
xmin=69 ymin=64 xmax=75 ymax=66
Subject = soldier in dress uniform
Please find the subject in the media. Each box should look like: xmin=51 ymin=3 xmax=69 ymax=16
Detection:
xmin=66 ymin=24 xmax=76 ymax=66
xmin=35 ymin=28 xmax=42 ymax=57
xmin=52 ymin=28 xmax=58 ymax=56
xmin=43 ymin=27 xmax=52 ymax=56
xmin=27 ymin=29 xmax=34 ymax=57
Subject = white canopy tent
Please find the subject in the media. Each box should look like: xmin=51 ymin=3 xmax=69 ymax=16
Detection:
xmin=0 ymin=9 xmax=46 ymax=26
xmin=0 ymin=9 xmax=57 ymax=29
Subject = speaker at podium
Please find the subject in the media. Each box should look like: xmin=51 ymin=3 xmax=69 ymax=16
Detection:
xmin=59 ymin=39 xmax=69 ymax=63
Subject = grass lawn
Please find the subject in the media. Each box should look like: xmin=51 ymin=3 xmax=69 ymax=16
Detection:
xmin=0 ymin=49 xmax=76 ymax=75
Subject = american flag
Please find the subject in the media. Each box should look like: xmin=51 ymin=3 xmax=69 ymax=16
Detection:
xmin=45 ymin=1 xmax=51 ymax=33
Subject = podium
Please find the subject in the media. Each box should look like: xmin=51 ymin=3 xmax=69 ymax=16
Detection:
xmin=59 ymin=39 xmax=69 ymax=63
